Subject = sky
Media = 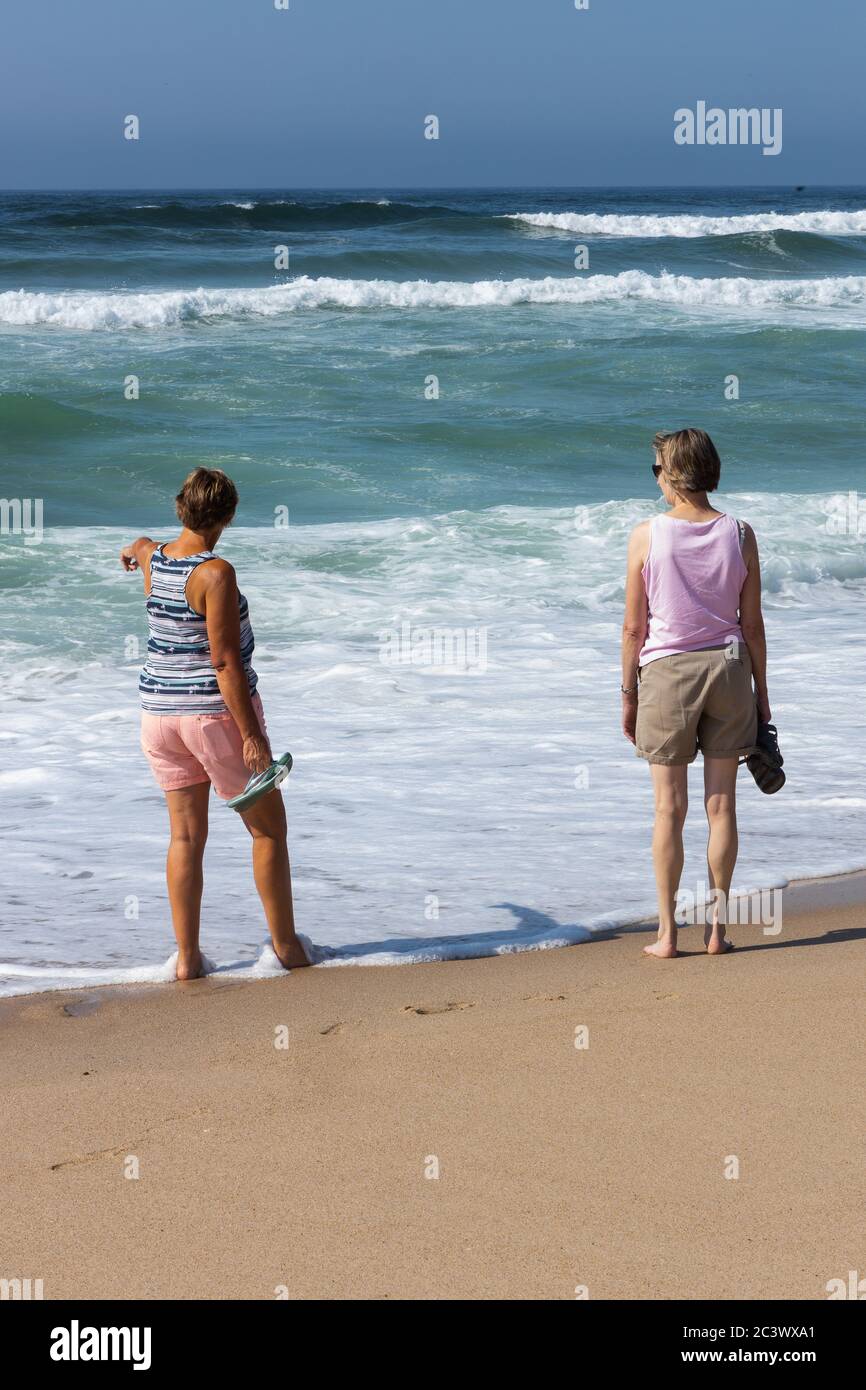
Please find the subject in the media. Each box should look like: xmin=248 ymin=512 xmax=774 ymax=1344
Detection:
xmin=0 ymin=0 xmax=863 ymax=189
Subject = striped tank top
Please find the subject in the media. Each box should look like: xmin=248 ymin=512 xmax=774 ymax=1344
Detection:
xmin=139 ymin=546 xmax=258 ymax=714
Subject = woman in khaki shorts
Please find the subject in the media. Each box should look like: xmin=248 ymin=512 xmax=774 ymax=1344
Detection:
xmin=621 ymin=429 xmax=771 ymax=958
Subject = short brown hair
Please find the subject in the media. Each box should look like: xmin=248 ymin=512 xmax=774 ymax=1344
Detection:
xmin=653 ymin=429 xmax=721 ymax=494
xmin=175 ymin=468 xmax=238 ymax=531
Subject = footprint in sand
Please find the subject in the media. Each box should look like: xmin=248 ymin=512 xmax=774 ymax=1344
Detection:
xmin=401 ymin=1001 xmax=475 ymax=1016
xmin=61 ymin=997 xmax=101 ymax=1017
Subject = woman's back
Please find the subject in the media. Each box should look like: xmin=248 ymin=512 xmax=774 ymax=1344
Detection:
xmin=139 ymin=544 xmax=257 ymax=715
xmin=639 ymin=511 xmax=747 ymax=666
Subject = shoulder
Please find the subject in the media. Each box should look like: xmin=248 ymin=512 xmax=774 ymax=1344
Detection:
xmin=193 ymin=558 xmax=238 ymax=608
xmin=193 ymin=556 xmax=238 ymax=603
xmin=187 ymin=555 xmax=237 ymax=617
xmin=198 ymin=556 xmax=237 ymax=587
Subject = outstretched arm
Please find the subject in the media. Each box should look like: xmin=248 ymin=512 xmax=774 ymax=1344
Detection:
xmin=120 ymin=535 xmax=155 ymax=571
xmin=120 ymin=536 xmax=157 ymax=581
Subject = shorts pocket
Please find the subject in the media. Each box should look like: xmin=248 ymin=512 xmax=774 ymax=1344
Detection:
xmin=194 ymin=715 xmax=250 ymax=798
xmin=198 ymin=715 xmax=241 ymax=760
xmin=637 ymin=662 xmax=659 ymax=703
xmin=140 ymin=714 xmax=164 ymax=755
xmin=724 ymin=651 xmax=751 ymax=696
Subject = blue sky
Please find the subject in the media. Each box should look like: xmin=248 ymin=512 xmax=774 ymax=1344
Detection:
xmin=1 ymin=0 xmax=863 ymax=188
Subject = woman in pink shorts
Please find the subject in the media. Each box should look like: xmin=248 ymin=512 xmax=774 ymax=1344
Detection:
xmin=121 ymin=467 xmax=309 ymax=979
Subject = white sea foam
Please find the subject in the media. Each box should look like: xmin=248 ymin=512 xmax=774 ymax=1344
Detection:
xmin=0 ymin=767 xmax=51 ymax=788
xmin=0 ymin=493 xmax=864 ymax=996
xmin=2 ymin=272 xmax=865 ymax=330
xmin=507 ymin=209 xmax=866 ymax=237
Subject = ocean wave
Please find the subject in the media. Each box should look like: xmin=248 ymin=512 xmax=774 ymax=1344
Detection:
xmin=506 ymin=209 xmax=866 ymax=237
xmin=28 ymin=198 xmax=460 ymax=232
xmin=10 ymin=494 xmax=866 ymax=603
xmin=2 ymin=272 xmax=864 ymax=329
xmin=0 ymin=391 xmax=103 ymax=440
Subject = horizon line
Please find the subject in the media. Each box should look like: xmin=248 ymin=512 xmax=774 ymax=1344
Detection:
xmin=2 ymin=181 xmax=864 ymax=195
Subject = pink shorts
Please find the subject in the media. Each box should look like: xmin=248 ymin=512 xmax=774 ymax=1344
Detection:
xmin=140 ymin=694 xmax=267 ymax=799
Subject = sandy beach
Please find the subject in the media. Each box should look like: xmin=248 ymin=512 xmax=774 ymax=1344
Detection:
xmin=1 ymin=873 xmax=863 ymax=1302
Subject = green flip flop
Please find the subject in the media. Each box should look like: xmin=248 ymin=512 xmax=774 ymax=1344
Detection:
xmin=226 ymin=753 xmax=293 ymax=813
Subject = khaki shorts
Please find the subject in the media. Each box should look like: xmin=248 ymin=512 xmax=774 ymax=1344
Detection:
xmin=635 ymin=644 xmax=757 ymax=766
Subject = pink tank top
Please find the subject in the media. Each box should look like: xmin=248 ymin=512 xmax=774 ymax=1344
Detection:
xmin=639 ymin=512 xmax=747 ymax=667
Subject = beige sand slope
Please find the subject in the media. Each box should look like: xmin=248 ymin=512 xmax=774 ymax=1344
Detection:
xmin=1 ymin=879 xmax=864 ymax=1300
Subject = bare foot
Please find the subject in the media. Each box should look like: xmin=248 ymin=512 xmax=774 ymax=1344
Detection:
xmin=643 ymin=940 xmax=679 ymax=959
xmin=273 ymin=936 xmax=311 ymax=971
xmin=706 ymin=936 xmax=735 ymax=955
xmin=176 ymin=950 xmax=205 ymax=981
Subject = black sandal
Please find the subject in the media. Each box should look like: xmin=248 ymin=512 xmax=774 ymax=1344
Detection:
xmin=742 ymin=721 xmax=786 ymax=794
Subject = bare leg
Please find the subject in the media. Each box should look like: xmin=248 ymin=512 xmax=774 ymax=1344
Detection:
xmin=240 ymin=790 xmax=308 ymax=970
xmin=703 ymin=756 xmax=740 ymax=954
xmin=644 ymin=763 xmax=688 ymax=958
xmin=165 ymin=783 xmax=210 ymax=980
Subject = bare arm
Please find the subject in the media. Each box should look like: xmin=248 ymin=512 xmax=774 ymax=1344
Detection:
xmin=621 ymin=522 xmax=650 ymax=744
xmin=192 ymin=560 xmax=271 ymax=773
xmin=120 ymin=536 xmax=157 ymax=582
xmin=738 ymin=523 xmax=770 ymax=723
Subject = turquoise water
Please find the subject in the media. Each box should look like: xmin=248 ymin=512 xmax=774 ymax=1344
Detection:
xmin=1 ymin=187 xmax=865 ymax=992
xmin=2 ymin=187 xmax=866 ymax=523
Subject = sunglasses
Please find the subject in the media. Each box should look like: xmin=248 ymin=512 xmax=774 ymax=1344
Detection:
xmin=652 ymin=462 xmax=663 ymax=479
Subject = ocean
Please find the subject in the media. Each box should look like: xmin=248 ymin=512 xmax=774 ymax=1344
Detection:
xmin=1 ymin=186 xmax=865 ymax=994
